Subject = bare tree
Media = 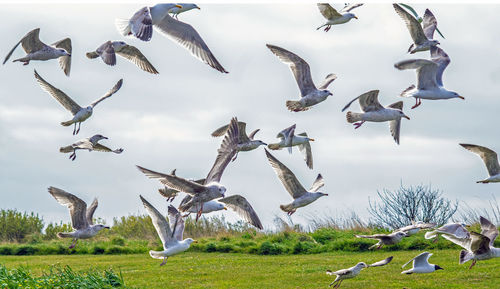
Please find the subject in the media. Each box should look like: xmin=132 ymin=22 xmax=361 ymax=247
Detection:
xmin=368 ymin=184 xmax=458 ymax=229
xmin=458 ymin=196 xmax=500 ymax=225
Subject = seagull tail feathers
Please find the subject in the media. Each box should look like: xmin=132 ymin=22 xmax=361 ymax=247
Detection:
xmin=400 ymin=85 xmax=415 ymax=97
xmin=346 ymin=111 xmax=362 ymax=123
xmin=280 ymin=204 xmax=293 ymax=212
xmin=459 ymin=250 xmax=473 ymax=264
xmin=149 ymin=250 xmax=166 ymax=260
xmin=424 ymin=231 xmax=437 ymax=239
xmin=59 ymin=145 xmax=73 ymax=153
xmin=61 ymin=120 xmax=73 ymax=126
xmin=86 ymin=52 xmax=99 ymax=59
xmin=115 ymin=18 xmax=132 ymax=37
xmin=286 ymin=100 xmax=307 ymax=112
xmin=57 ymin=232 xmax=72 ymax=238
xmin=267 ymin=143 xmax=281 ymax=150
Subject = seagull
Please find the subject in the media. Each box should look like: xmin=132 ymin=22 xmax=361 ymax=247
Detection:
xmin=395 ymin=221 xmax=436 ymax=236
xmin=266 ymin=44 xmax=336 ymax=112
xmin=265 ymin=149 xmax=328 ymax=215
xmin=267 ymin=124 xmax=314 ymax=169
xmin=437 ymin=216 xmax=500 ymax=269
xmin=140 ymin=195 xmax=195 ymax=266
xmin=178 ymin=194 xmax=263 ymax=229
xmin=3 ymin=28 xmax=71 ymax=76
xmin=401 ymin=252 xmax=443 ymax=274
xmin=137 ymin=117 xmax=240 ymax=221
xmin=342 ymin=90 xmax=410 ymax=144
xmin=157 ymin=169 xmax=206 ymax=202
xmin=48 ymin=186 xmax=109 ymax=249
xmin=316 ymin=3 xmax=363 ymax=32
xmin=394 ymin=46 xmax=464 ymax=109
xmin=169 ymin=3 xmax=200 ymax=19
xmin=398 ymin=4 xmax=445 ymax=39
xmin=459 ymin=144 xmax=500 ymax=183
xmin=424 ymin=222 xmax=470 ymax=242
xmin=59 ymin=134 xmax=123 ymax=161
xmin=393 ymin=4 xmax=440 ymax=54
xmin=355 ymin=231 xmax=407 ymax=249
xmin=115 ymin=3 xmax=228 ymax=73
xmin=326 ymin=256 xmax=392 ymax=288
xmin=86 ymin=41 xmax=158 ymax=74
xmin=211 ymin=121 xmax=267 ymax=161
xmin=34 ymin=70 xmax=123 ymax=135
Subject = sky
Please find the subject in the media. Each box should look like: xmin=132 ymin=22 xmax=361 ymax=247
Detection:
xmin=1 ymin=3 xmax=500 ymax=230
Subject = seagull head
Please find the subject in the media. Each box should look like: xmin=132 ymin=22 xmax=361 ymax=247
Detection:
xmin=346 ymin=13 xmax=358 ymax=20
xmin=257 ymin=140 xmax=267 ymax=146
xmin=57 ymin=48 xmax=71 ymax=57
xmin=184 ymin=238 xmax=196 ymax=245
xmin=451 ymin=91 xmax=464 ymax=100
xmin=434 ymin=265 xmax=444 ymax=271
xmin=356 ymin=262 xmax=368 ymax=268
xmin=321 ymin=90 xmax=333 ymax=97
xmin=113 ymin=41 xmax=128 ymax=50
xmin=89 ymin=134 xmax=108 ymax=143
xmin=317 ymin=192 xmax=328 ymax=197
xmin=94 ymin=224 xmax=110 ymax=232
xmin=398 ymin=110 xmax=410 ymax=120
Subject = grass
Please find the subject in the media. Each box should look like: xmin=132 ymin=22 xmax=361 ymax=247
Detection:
xmin=0 ymin=250 xmax=498 ymax=288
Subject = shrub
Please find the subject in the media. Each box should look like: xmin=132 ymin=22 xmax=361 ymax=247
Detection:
xmin=0 ymin=209 xmax=44 ymax=242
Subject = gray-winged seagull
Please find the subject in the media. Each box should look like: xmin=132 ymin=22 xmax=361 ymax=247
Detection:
xmin=316 ymin=3 xmax=363 ymax=32
xmin=48 ymin=186 xmax=109 ymax=249
xmin=140 ymin=195 xmax=195 ymax=266
xmin=342 ymin=90 xmax=410 ymax=144
xmin=326 ymin=256 xmax=392 ymax=288
xmin=34 ymin=70 xmax=123 ymax=135
xmin=395 ymin=221 xmax=436 ymax=236
xmin=115 ymin=4 xmax=227 ymax=73
xmin=460 ymin=144 xmax=500 ymax=183
xmin=169 ymin=3 xmax=200 ymax=19
xmin=401 ymin=252 xmax=443 ymax=274
xmin=268 ymin=124 xmax=315 ymax=169
xmin=59 ymin=134 xmax=123 ymax=161
xmin=355 ymin=231 xmax=407 ymax=249
xmin=211 ymin=120 xmax=266 ymax=161
xmin=3 ymin=28 xmax=71 ymax=76
xmin=158 ymin=169 xmax=206 ymax=202
xmin=265 ymin=149 xmax=327 ymax=215
xmin=266 ymin=44 xmax=336 ymax=112
xmin=424 ymin=222 xmax=470 ymax=242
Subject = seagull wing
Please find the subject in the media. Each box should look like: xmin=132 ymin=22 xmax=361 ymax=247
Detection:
xmin=317 ymin=4 xmax=342 ymax=20
xmin=388 ymin=101 xmax=404 ymax=145
xmin=96 ymin=41 xmax=117 ymax=66
xmin=266 ymin=44 xmax=316 ymax=97
xmin=326 ymin=268 xmax=351 ymax=276
xmin=422 ymin=9 xmax=437 ymax=40
xmin=211 ymin=121 xmax=246 ymax=138
xmin=4 ymin=28 xmax=47 ymax=64
xmin=394 ymin=59 xmax=438 ymax=90
xmin=402 ymin=252 xmax=431 ymax=268
xmin=369 ymin=256 xmax=393 ymax=267
xmin=318 ymin=73 xmax=337 ymax=90
xmin=93 ymin=143 xmax=123 ymax=154
xmin=34 ymin=70 xmax=82 ymax=115
xmin=341 ymin=3 xmax=363 ymax=13
xmin=219 ymin=195 xmax=263 ymax=230
xmin=116 ymin=44 xmax=159 ymax=74
xmin=358 ymin=90 xmax=384 ymax=112
xmin=48 ymin=187 xmax=88 ymax=230
xmin=309 ymin=174 xmax=324 ymax=192
xmin=393 ymin=4 xmax=428 ymax=45
xmin=168 ymin=205 xmax=185 ymax=241
xmin=130 ymin=7 xmax=153 ymax=41
xmin=140 ymin=195 xmax=175 ymax=248
xmin=277 ymin=124 xmax=295 ymax=154
xmin=205 ymin=117 xmax=240 ymax=183
xmin=265 ymin=149 xmax=308 ymax=199
xmin=248 ymin=129 xmax=260 ymax=140
xmin=52 ymin=38 xmax=72 ymax=76
xmin=137 ymin=165 xmax=206 ymax=196
xmin=89 ymin=79 xmax=123 ymax=108
xmin=154 ymin=15 xmax=228 ymax=73
xmin=460 ymin=144 xmax=500 ymax=177
xmin=470 ymin=231 xmax=492 ymax=255
xmin=480 ymin=216 xmax=499 ymax=246
xmin=86 ymin=198 xmax=98 ymax=226
xmin=297 ymin=132 xmax=313 ymax=169
xmin=430 ymin=46 xmax=450 ymax=87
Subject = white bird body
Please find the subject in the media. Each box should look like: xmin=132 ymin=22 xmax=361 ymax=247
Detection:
xmin=150 ymin=239 xmax=193 ymax=259
xmin=402 ymin=86 xmax=458 ymax=100
xmin=281 ymin=192 xmax=325 ymax=213
xmin=316 ymin=4 xmax=362 ymax=32
xmin=185 ymin=200 xmax=225 ymax=214
xmin=298 ymin=90 xmax=332 ymax=109
xmin=401 ymin=252 xmax=442 ymax=274
xmin=353 ymin=108 xmax=405 ymax=122
xmin=326 ymin=257 xmax=392 ymax=288
xmin=66 ymin=106 xmax=93 ymax=125
xmin=272 ymin=134 xmax=311 ymax=148
xmin=16 ymin=46 xmax=67 ymax=62
xmin=65 ymin=225 xmax=108 ymax=240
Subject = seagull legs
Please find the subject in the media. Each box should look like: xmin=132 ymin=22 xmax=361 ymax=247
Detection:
xmin=231 ymin=152 xmax=239 ymax=162
xmin=160 ymin=257 xmax=168 ymax=266
xmin=411 ymin=98 xmax=422 ymax=109
xmin=329 ymin=280 xmax=338 ymax=287
xmin=324 ymin=25 xmax=332 ymax=32
xmin=22 ymin=61 xmax=30 ymax=66
xmin=287 ymin=209 xmax=296 ymax=216
xmin=469 ymin=260 xmax=476 ymax=269
xmin=75 ymin=122 xmax=81 ymax=135
xmin=353 ymin=121 xmax=365 ymax=129
xmin=196 ymin=204 xmax=204 ymax=222
xmin=68 ymin=239 xmax=77 ymax=249
xmin=69 ymin=150 xmax=77 ymax=161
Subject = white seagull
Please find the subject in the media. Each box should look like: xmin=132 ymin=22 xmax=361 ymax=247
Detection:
xmin=115 ymin=3 xmax=227 ymax=73
xmin=394 ymin=46 xmax=464 ymax=109
xmin=355 ymin=231 xmax=407 ymax=249
xmin=326 ymin=256 xmax=392 ymax=288
xmin=267 ymin=124 xmax=315 ymax=169
xmin=86 ymin=41 xmax=158 ymax=74
xmin=424 ymin=222 xmax=470 ymax=242
xmin=34 ymin=70 xmax=123 ymax=135
xmin=342 ymin=90 xmax=410 ymax=144
xmin=137 ymin=117 xmax=240 ymax=220
xmin=393 ymin=4 xmax=440 ymax=54
xmin=265 ymin=149 xmax=328 ymax=215
xmin=460 ymin=143 xmax=500 ymax=183
xmin=401 ymin=252 xmax=443 ymax=274
xmin=59 ymin=134 xmax=123 ymax=161
xmin=266 ymin=44 xmax=336 ymax=112
xmin=3 ymin=28 xmax=71 ymax=76
xmin=211 ymin=121 xmax=267 ymax=161
xmin=395 ymin=221 xmax=436 ymax=236
xmin=169 ymin=3 xmax=200 ymax=19
xmin=48 ymin=186 xmax=109 ymax=249
xmin=140 ymin=195 xmax=195 ymax=266
xmin=316 ymin=3 xmax=363 ymax=32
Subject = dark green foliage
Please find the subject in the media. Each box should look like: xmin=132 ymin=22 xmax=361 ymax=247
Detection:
xmin=0 ymin=209 xmax=44 ymax=242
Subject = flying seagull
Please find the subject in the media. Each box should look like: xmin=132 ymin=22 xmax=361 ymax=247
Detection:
xmin=394 ymin=46 xmax=464 ymax=109
xmin=267 ymin=124 xmax=314 ymax=169
xmin=398 ymin=4 xmax=445 ymax=38
xmin=342 ymin=90 xmax=410 ymax=144
xmin=326 ymin=256 xmax=392 ymax=288
xmin=140 ymin=195 xmax=195 ymax=266
xmin=115 ymin=3 xmax=227 ymax=73
xmin=157 ymin=169 xmax=206 ymax=202
xmin=137 ymin=117 xmax=240 ymax=220
xmin=355 ymin=231 xmax=407 ymax=249
xmin=438 ymin=216 xmax=500 ymax=269
xmin=395 ymin=221 xmax=436 ymax=236
xmin=459 ymin=144 xmax=500 ymax=183
xmin=179 ymin=194 xmax=263 ymax=229
xmin=424 ymin=223 xmax=470 ymax=242
xmin=3 ymin=28 xmax=71 ymax=76
xmin=401 ymin=252 xmax=443 ymax=274
xmin=86 ymin=41 xmax=158 ymax=74
xmin=316 ymin=3 xmax=363 ymax=32
xmin=211 ymin=120 xmax=266 ymax=161
xmin=393 ymin=4 xmax=440 ymax=54
xmin=48 ymin=186 xmax=109 ymax=249
xmin=169 ymin=3 xmax=200 ymax=19
xmin=265 ymin=149 xmax=328 ymax=215
xmin=59 ymin=134 xmax=123 ymax=161
xmin=266 ymin=44 xmax=335 ymax=112
xmin=34 ymin=70 xmax=123 ymax=135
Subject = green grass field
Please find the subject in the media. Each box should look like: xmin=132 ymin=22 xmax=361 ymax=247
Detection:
xmin=1 ymin=250 xmax=498 ymax=288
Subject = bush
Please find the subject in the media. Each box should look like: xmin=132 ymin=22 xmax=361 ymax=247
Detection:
xmin=205 ymin=243 xmax=217 ymax=253
xmin=92 ymin=246 xmax=105 ymax=255
xmin=111 ymin=236 xmax=126 ymax=246
xmin=0 ymin=209 xmax=44 ymax=242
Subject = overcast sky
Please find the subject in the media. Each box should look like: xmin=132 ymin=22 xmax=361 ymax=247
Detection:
xmin=1 ymin=3 xmax=499 ymax=230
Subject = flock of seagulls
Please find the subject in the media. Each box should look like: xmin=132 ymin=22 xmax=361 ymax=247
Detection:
xmin=3 ymin=2 xmax=499 ymax=287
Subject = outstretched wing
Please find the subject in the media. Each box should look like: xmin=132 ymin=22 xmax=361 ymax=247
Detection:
xmin=205 ymin=117 xmax=239 ymax=183
xmin=137 ymin=165 xmax=206 ymax=195
xmin=265 ymin=149 xmax=308 ymax=199
xmin=140 ymin=195 xmax=175 ymax=248
xmin=34 ymin=70 xmax=82 ymax=115
xmin=394 ymin=59 xmax=438 ymax=90
xmin=309 ymin=174 xmax=324 ymax=192
xmin=90 ymin=79 xmax=123 ymax=108
xmin=318 ymin=73 xmax=337 ymax=90
xmin=480 ymin=216 xmax=498 ymax=246
xmin=48 ymin=186 xmax=88 ymax=230
xmin=130 ymin=7 xmax=153 ymax=41
xmin=219 ymin=195 xmax=263 ymax=230
xmin=369 ymin=256 xmax=393 ymax=267
xmin=86 ymin=198 xmax=98 ymax=226
xmin=168 ymin=205 xmax=185 ymax=241
xmin=297 ymin=132 xmax=313 ymax=169
xmin=422 ymin=9 xmax=437 ymax=40
xmin=317 ymin=3 xmax=342 ymax=20
xmin=342 ymin=90 xmax=383 ymax=112
xmin=430 ymin=46 xmax=450 ymax=87
xmin=116 ymin=44 xmax=159 ymax=74
xmin=96 ymin=41 xmax=117 ymax=66
xmin=402 ymin=252 xmax=431 ymax=268
xmin=393 ymin=4 xmax=428 ymax=45
xmin=52 ymin=38 xmax=72 ymax=76
xmin=341 ymin=3 xmax=363 ymax=13
xmin=93 ymin=143 xmax=123 ymax=154
xmin=388 ymin=101 xmax=404 ymax=145
xmin=460 ymin=144 xmax=500 ymax=177
xmin=4 ymin=28 xmax=46 ymax=64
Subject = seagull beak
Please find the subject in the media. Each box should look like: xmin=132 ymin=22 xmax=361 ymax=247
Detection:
xmin=436 ymin=265 xmax=444 ymax=270
xmin=323 ymin=193 xmax=329 ymax=196
xmin=105 ymin=226 xmax=110 ymax=229
xmin=458 ymin=96 xmax=465 ymax=100
xmin=404 ymin=116 xmax=410 ymax=120
xmin=194 ymin=240 xmax=198 ymax=243
xmin=223 ymin=207 xmax=228 ymax=210
xmin=197 ymin=6 xmax=201 ymax=9
xmin=354 ymin=16 xmax=358 ymax=19
xmin=175 ymin=5 xmax=182 ymax=8
xmin=102 ymin=136 xmax=108 ymax=139
xmin=309 ymin=138 xmax=315 ymax=142
xmin=68 ymin=54 xmax=72 ymax=57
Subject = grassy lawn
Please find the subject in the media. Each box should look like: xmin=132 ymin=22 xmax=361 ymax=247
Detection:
xmin=0 ymin=250 xmax=498 ymax=288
